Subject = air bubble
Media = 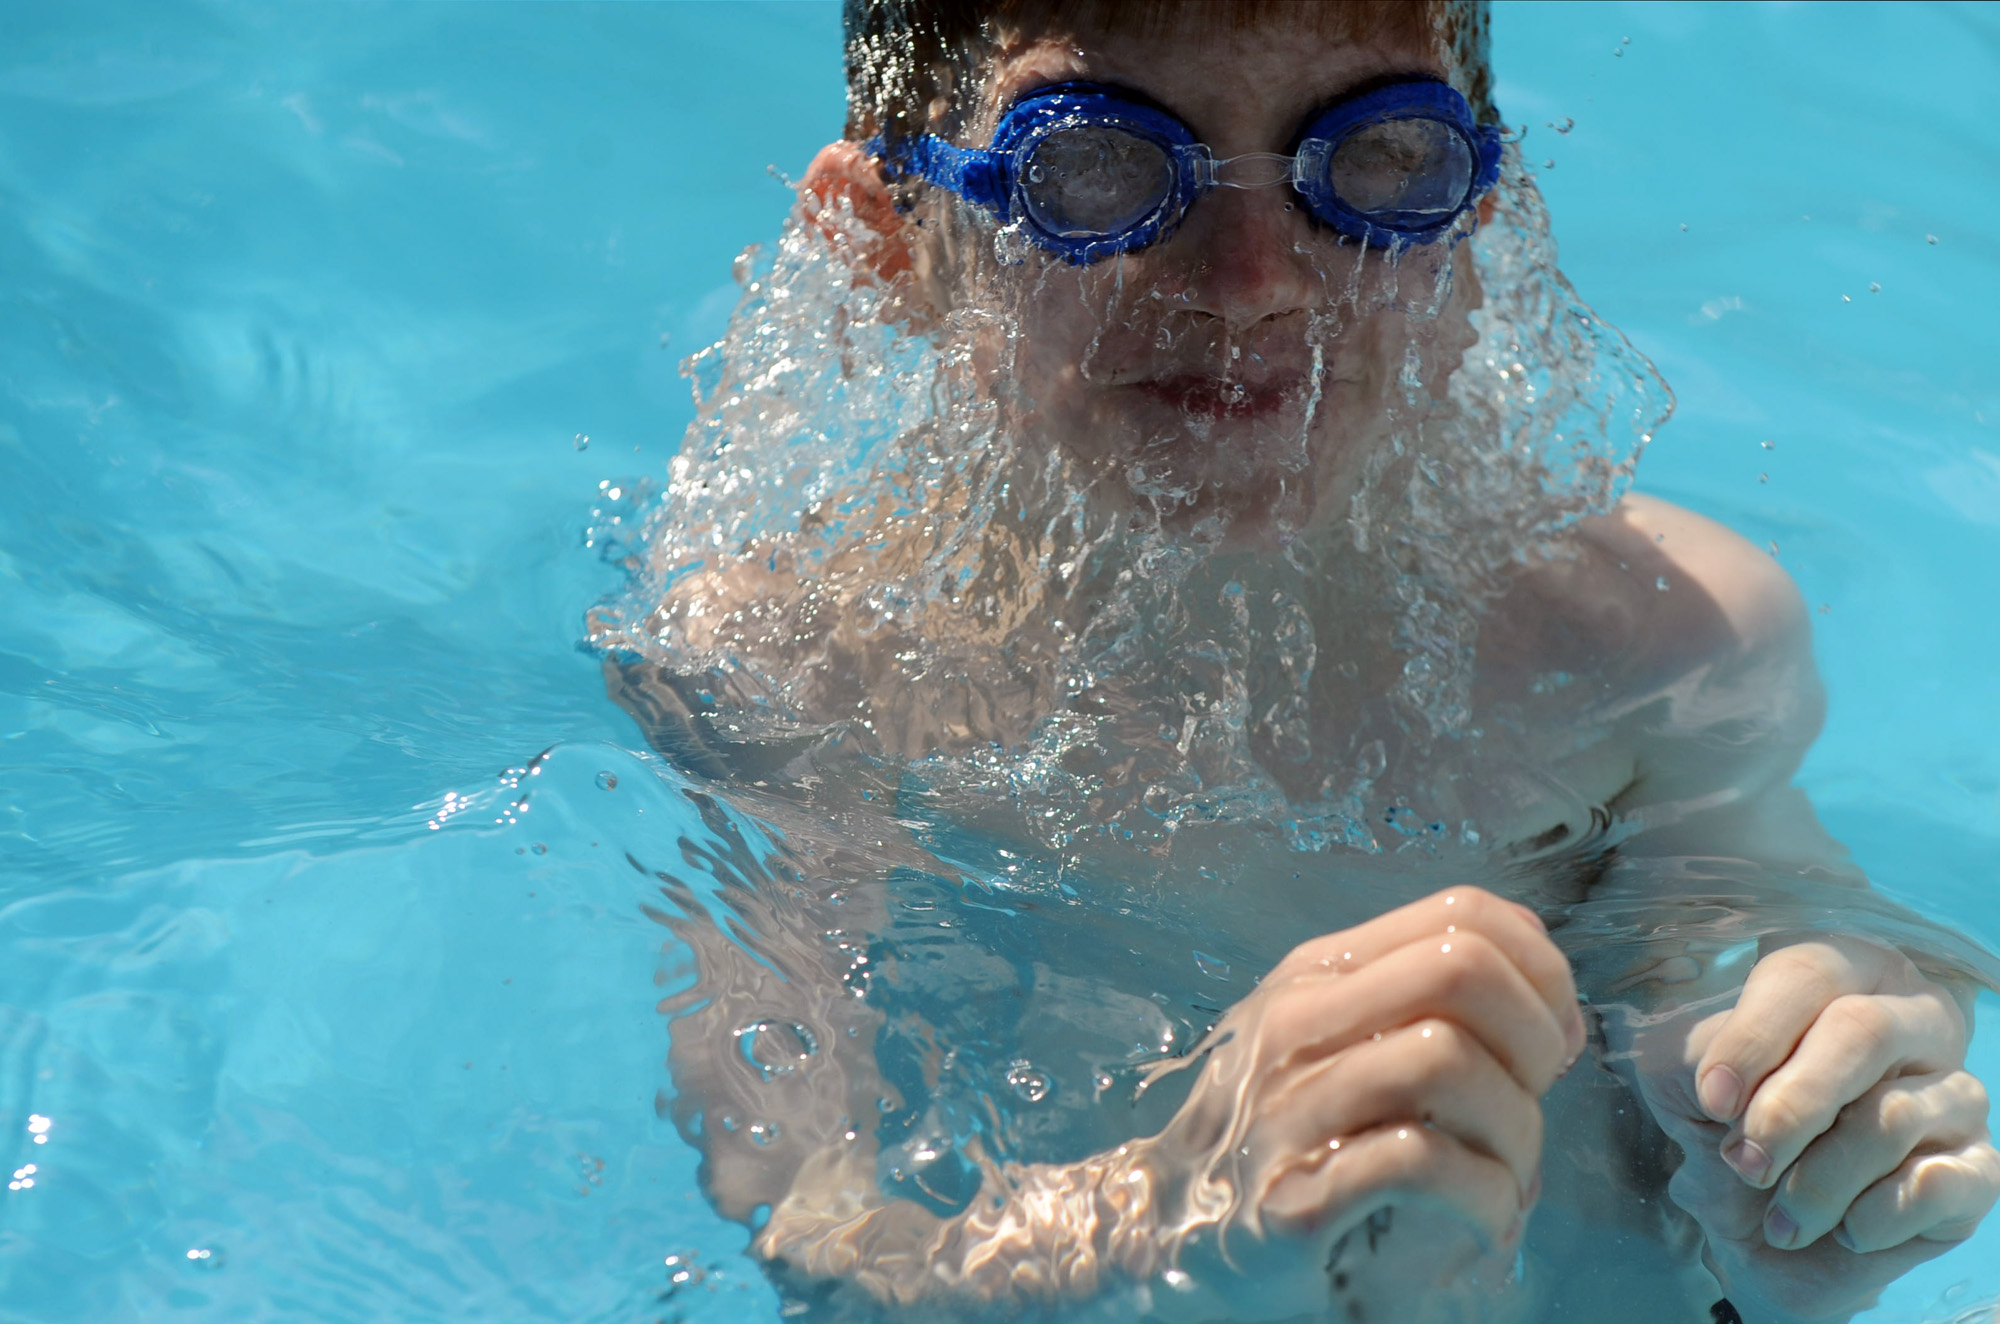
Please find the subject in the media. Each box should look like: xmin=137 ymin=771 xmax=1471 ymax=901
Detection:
xmin=185 ymin=1247 xmax=225 ymax=1271
xmin=1193 ymin=950 xmax=1231 ymax=981
xmin=572 ymin=433 xmax=590 ymax=452
xmin=595 ymin=771 xmax=618 ymax=791
xmin=1868 ymin=282 xmax=1881 ymax=294
xmin=1006 ymin=1062 xmax=1052 ymax=1103
xmin=1927 ymin=234 xmax=1939 ymax=245
xmin=1548 ymin=117 xmax=1574 ymax=134
xmin=662 ymin=1253 xmax=707 ymax=1294
xmin=735 ymin=1019 xmax=820 ymax=1080
xmin=1655 ymin=576 xmax=1669 ymax=592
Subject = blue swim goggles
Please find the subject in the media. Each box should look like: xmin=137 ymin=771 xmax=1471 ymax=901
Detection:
xmin=872 ymin=77 xmax=1503 ymax=266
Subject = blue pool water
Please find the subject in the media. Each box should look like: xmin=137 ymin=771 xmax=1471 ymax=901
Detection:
xmin=3 ymin=2 xmax=1998 ymax=1320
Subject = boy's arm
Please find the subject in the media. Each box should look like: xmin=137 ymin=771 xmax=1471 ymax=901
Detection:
xmin=655 ymin=821 xmax=1573 ymax=1319
xmin=1581 ymin=495 xmax=2000 ymax=1322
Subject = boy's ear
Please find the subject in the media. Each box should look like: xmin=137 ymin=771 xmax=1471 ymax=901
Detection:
xmin=801 ymin=141 xmax=913 ymax=282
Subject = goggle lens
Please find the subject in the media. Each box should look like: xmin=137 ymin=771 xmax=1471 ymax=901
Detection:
xmin=1021 ymin=124 xmax=1174 ymax=239
xmin=1325 ymin=116 xmax=1475 ymax=220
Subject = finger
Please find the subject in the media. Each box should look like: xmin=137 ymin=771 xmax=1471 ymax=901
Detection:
xmin=1766 ymin=1070 xmax=1990 ymax=1249
xmin=1262 ymin=928 xmax=1572 ymax=1095
xmin=1694 ymin=940 xmax=1896 ymax=1124
xmin=1254 ymin=1019 xmax=1543 ymax=1199
xmin=1271 ymin=888 xmax=1584 ymax=1057
xmin=1725 ymin=991 xmax=1965 ymax=1188
xmin=1837 ymin=1140 xmax=2000 ymax=1253
xmin=1261 ymin=1120 xmax=1524 ymax=1252
xmin=1669 ymin=1140 xmax=1769 ymax=1243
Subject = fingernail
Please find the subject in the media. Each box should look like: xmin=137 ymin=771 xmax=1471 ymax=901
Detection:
xmin=1723 ymin=1137 xmax=1772 ymax=1186
xmin=1764 ymin=1205 xmax=1799 ymax=1249
xmin=1832 ymin=1225 xmax=1856 ymax=1252
xmin=1698 ymin=1065 xmax=1745 ymax=1121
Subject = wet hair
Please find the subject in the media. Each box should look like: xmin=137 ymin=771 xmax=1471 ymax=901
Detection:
xmin=841 ymin=0 xmax=1495 ymax=145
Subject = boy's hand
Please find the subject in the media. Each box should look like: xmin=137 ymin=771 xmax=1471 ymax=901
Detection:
xmin=1626 ymin=936 xmax=1999 ymax=1322
xmin=1147 ymin=887 xmax=1584 ymax=1316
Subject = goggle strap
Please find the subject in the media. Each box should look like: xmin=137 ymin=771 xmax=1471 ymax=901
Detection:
xmin=870 ymin=135 xmax=1011 ymax=218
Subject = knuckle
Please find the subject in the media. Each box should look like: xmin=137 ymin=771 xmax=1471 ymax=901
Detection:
xmin=1397 ymin=1023 xmax=1463 ymax=1096
xmin=1747 ymin=1089 xmax=1815 ymax=1149
xmin=1780 ymin=1159 xmax=1840 ymax=1218
xmin=1825 ymin=995 xmax=1896 ymax=1056
xmin=1900 ymin=1157 xmax=1952 ymax=1215
xmin=1761 ymin=945 xmax=1844 ymax=1005
xmin=1951 ymin=1070 xmax=1990 ymax=1119
xmin=1874 ymin=1087 xmax=1926 ymax=1140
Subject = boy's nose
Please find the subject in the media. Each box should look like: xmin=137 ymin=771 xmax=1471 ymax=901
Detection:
xmin=1168 ymin=186 xmax=1320 ymax=330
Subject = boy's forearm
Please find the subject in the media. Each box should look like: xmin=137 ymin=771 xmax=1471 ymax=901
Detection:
xmin=757 ymin=1141 xmax=1166 ymax=1309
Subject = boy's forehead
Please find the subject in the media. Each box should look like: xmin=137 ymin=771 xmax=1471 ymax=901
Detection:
xmin=979 ymin=20 xmax=1450 ymax=141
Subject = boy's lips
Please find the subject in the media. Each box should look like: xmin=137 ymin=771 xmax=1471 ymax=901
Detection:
xmin=1133 ymin=374 xmax=1306 ymax=421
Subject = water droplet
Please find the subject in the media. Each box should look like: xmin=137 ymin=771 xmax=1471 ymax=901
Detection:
xmin=595 ymin=771 xmax=618 ymax=791
xmin=572 ymin=432 xmax=590 ymax=452
xmin=1193 ymin=950 xmax=1231 ymax=981
xmin=1006 ymin=1062 xmax=1052 ymax=1103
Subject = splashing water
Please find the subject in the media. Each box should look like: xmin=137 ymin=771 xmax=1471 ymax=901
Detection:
xmin=589 ymin=147 xmax=1670 ymax=862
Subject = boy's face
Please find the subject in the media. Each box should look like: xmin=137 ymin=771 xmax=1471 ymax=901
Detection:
xmin=941 ymin=18 xmax=1480 ymax=543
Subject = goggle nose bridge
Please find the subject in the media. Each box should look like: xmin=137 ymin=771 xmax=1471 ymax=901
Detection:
xmin=1197 ymin=150 xmax=1306 ymax=191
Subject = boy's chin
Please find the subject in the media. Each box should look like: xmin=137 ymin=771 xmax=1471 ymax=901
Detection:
xmin=1084 ymin=415 xmax=1333 ymax=544
xmin=1101 ymin=449 xmax=1325 ymax=548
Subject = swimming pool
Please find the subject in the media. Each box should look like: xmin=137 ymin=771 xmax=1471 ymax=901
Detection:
xmin=2 ymin=2 xmax=1997 ymax=1320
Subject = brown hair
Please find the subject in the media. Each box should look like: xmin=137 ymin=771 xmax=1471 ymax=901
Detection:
xmin=842 ymin=0 xmax=1495 ymax=145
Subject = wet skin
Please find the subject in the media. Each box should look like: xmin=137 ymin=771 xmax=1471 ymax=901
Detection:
xmin=644 ymin=14 xmax=2000 ymax=1322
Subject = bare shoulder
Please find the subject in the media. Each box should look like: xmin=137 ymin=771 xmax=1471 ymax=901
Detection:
xmin=1486 ymin=492 xmax=1809 ymax=691
xmin=1480 ymin=492 xmax=1824 ymax=815
xmin=1590 ymin=492 xmax=1811 ymax=663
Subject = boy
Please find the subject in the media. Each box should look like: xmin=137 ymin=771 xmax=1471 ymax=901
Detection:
xmin=606 ymin=3 xmax=1998 ymax=1319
